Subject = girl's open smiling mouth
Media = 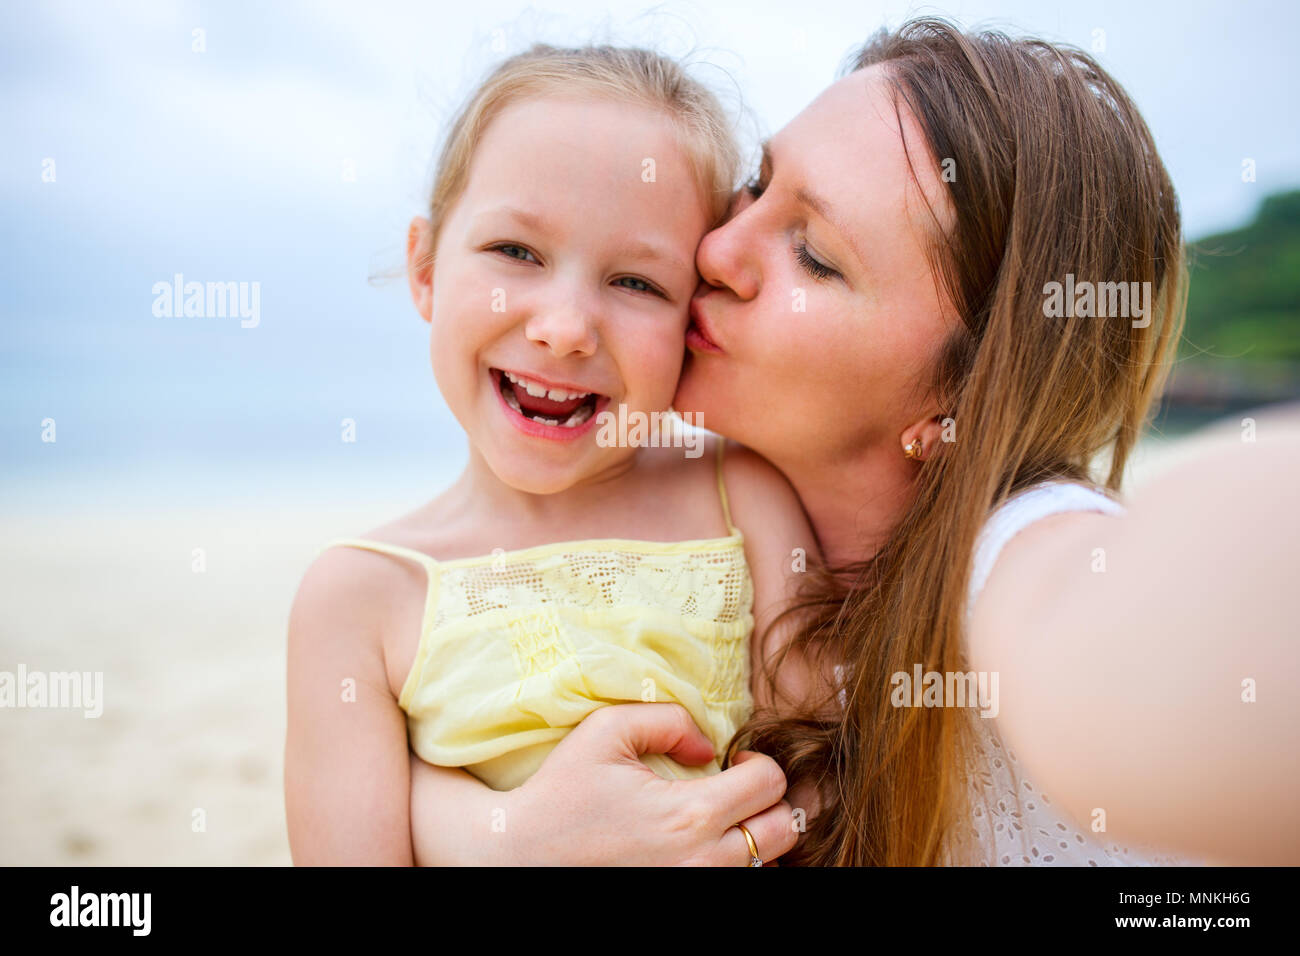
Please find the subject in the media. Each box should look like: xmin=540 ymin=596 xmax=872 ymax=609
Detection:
xmin=491 ymin=367 xmax=611 ymax=439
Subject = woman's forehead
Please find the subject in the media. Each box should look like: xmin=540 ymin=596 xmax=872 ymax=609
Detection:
xmin=778 ymin=66 xmax=954 ymax=236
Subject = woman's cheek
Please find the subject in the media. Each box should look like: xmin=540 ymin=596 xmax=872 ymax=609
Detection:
xmin=763 ymin=297 xmax=858 ymax=420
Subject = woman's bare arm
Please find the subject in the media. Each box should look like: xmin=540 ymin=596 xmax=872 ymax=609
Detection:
xmin=969 ymin=413 xmax=1300 ymax=864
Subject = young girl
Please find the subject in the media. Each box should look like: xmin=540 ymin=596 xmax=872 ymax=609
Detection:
xmin=284 ymin=45 xmax=816 ymax=864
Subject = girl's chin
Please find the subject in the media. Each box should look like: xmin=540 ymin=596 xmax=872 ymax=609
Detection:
xmin=489 ymin=465 xmax=588 ymax=497
xmin=482 ymin=443 xmax=635 ymax=496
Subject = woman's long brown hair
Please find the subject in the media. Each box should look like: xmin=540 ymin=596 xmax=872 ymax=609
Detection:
xmin=727 ymin=18 xmax=1187 ymax=865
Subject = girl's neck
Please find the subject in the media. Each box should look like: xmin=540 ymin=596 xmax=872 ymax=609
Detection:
xmin=447 ymin=441 xmax=643 ymax=530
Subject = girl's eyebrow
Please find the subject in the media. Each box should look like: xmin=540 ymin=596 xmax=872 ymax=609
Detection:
xmin=615 ymin=239 xmax=688 ymax=271
xmin=763 ymin=138 xmax=867 ymax=269
xmin=479 ymin=205 xmax=549 ymax=232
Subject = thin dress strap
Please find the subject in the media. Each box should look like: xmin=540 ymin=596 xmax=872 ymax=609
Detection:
xmin=318 ymin=538 xmax=442 ymax=635
xmin=714 ymin=438 xmax=738 ymax=535
xmin=319 ymin=537 xmax=439 ymax=572
xmin=964 ymin=481 xmax=1123 ymax=622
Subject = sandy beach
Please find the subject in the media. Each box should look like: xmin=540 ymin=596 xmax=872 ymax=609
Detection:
xmin=0 ymin=413 xmax=1277 ymax=866
xmin=0 ymin=498 xmax=406 ymax=866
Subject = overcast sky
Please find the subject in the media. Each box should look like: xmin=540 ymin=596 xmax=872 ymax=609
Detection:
xmin=3 ymin=0 xmax=1297 ymax=503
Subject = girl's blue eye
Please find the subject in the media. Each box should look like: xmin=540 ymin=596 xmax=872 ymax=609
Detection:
xmin=492 ymin=244 xmax=536 ymax=263
xmin=795 ymin=239 xmax=838 ymax=281
xmin=614 ymin=276 xmax=664 ymax=297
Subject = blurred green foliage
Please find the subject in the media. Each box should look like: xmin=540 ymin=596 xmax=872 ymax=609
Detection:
xmin=1183 ymin=190 xmax=1300 ymax=362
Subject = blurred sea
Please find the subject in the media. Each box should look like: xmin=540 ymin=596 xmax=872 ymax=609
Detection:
xmin=1 ymin=282 xmax=470 ymax=516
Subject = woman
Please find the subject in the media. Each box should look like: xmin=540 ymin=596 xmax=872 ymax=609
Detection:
xmin=404 ymin=17 xmax=1300 ymax=866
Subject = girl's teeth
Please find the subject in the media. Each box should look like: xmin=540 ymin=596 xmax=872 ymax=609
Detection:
xmin=501 ymin=370 xmax=589 ymax=402
xmin=559 ymin=404 xmax=594 ymax=428
xmin=499 ymin=369 xmax=597 ymax=427
xmin=522 ymin=406 xmax=595 ymax=429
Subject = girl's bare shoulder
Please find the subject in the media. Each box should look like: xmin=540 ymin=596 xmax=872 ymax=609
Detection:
xmin=627 ymin=434 xmax=730 ymax=537
xmin=289 ymin=493 xmax=468 ymax=692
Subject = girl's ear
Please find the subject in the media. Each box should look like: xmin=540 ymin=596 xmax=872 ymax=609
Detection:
xmin=407 ymin=216 xmax=435 ymax=324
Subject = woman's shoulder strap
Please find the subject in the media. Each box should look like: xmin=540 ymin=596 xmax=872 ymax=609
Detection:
xmin=967 ymin=481 xmax=1123 ymax=614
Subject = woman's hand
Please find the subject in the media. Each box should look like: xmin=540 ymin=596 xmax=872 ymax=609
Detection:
xmin=409 ymin=702 xmax=797 ymax=866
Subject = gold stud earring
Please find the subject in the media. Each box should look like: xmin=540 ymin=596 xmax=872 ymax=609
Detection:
xmin=903 ymin=438 xmax=924 ymax=460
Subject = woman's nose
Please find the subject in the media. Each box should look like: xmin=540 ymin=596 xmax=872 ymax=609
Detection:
xmin=696 ymin=194 xmax=760 ymax=300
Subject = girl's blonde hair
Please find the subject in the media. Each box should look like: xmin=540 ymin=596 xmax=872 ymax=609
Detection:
xmin=421 ymin=43 xmax=742 ymax=261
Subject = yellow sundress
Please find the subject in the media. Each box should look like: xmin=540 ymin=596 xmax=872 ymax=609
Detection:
xmin=320 ymin=440 xmax=754 ymax=790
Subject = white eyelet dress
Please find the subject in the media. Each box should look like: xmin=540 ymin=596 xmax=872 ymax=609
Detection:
xmin=941 ymin=481 xmax=1198 ymax=866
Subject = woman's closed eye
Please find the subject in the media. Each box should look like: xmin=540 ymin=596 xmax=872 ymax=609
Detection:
xmin=795 ymin=238 xmax=840 ymax=281
xmin=743 ymin=167 xmax=841 ymax=282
